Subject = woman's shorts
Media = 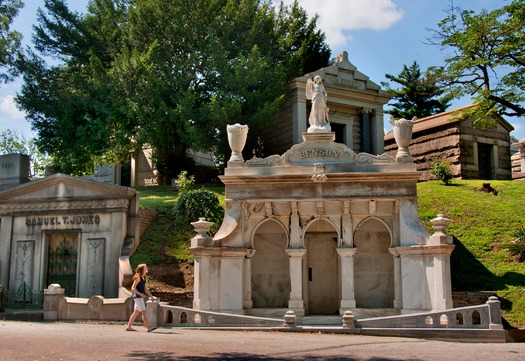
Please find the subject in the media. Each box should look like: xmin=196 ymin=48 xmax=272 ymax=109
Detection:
xmin=133 ymin=297 xmax=146 ymax=311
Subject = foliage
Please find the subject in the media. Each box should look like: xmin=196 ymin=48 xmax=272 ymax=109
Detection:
xmin=507 ymin=226 xmax=525 ymax=262
xmin=430 ymin=157 xmax=454 ymax=185
xmin=15 ymin=0 xmax=330 ymax=179
xmin=381 ymin=61 xmax=451 ymax=119
xmin=428 ymin=1 xmax=525 ymax=128
xmin=171 ymin=188 xmax=224 ymax=235
xmin=0 ymin=0 xmax=23 ymax=83
xmin=174 ymin=171 xmax=195 ymax=194
xmin=0 ymin=129 xmax=50 ymax=177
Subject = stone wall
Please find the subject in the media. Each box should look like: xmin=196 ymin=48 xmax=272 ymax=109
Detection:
xmin=139 ymin=208 xmax=158 ymax=237
xmin=452 ymin=291 xmax=496 ymax=308
xmin=385 ymin=125 xmax=461 ymax=181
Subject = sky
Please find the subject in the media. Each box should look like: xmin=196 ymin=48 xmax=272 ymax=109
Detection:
xmin=1 ymin=0 xmax=523 ymax=141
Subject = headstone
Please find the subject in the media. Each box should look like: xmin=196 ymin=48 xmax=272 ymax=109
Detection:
xmin=0 ymin=153 xmax=30 ymax=187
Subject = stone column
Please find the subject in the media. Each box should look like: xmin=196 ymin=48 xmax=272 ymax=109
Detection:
xmin=243 ymin=249 xmax=256 ymax=309
xmin=289 ymin=202 xmax=301 ymax=248
xmin=360 ymin=108 xmax=372 ymax=153
xmin=371 ymin=109 xmax=385 ymax=155
xmin=388 ymin=248 xmax=403 ymax=309
xmin=191 ymin=250 xmax=210 ymax=310
xmin=337 ymin=247 xmax=357 ymax=312
xmin=286 ymin=248 xmax=306 ymax=315
xmin=341 ymin=200 xmax=353 ymax=247
xmin=429 ymin=214 xmax=455 ymax=310
xmin=292 ymin=86 xmax=308 ymax=144
xmin=0 ymin=215 xmax=13 ymax=287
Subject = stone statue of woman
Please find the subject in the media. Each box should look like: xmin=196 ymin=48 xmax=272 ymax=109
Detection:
xmin=306 ymin=75 xmax=330 ymax=132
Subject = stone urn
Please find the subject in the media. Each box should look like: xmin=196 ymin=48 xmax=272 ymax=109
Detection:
xmin=227 ymin=123 xmax=249 ymax=162
xmin=390 ymin=116 xmax=416 ymax=161
xmin=190 ymin=217 xmax=214 ymax=248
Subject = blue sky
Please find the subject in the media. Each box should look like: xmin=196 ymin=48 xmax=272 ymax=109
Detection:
xmin=1 ymin=0 xmax=523 ymax=141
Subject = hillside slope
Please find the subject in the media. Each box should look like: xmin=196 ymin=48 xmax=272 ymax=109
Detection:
xmin=418 ymin=180 xmax=525 ymax=326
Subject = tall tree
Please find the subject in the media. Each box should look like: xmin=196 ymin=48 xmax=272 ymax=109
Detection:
xmin=16 ymin=0 xmax=330 ymax=179
xmin=429 ymin=1 xmax=525 ymax=127
xmin=0 ymin=0 xmax=24 ymax=83
xmin=382 ymin=61 xmax=451 ymax=119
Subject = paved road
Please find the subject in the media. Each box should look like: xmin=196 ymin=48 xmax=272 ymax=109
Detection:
xmin=2 ymin=320 xmax=525 ymax=360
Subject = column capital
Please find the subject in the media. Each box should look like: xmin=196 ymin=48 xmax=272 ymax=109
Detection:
xmin=336 ymin=247 xmax=358 ymax=257
xmin=359 ymin=107 xmax=373 ymax=114
xmin=286 ymin=248 xmax=307 ymax=258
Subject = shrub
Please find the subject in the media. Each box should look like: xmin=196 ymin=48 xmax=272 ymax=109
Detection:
xmin=430 ymin=158 xmax=453 ymax=185
xmin=171 ymin=189 xmax=224 ymax=235
xmin=508 ymin=226 xmax=525 ymax=262
xmin=175 ymin=171 xmax=195 ymax=193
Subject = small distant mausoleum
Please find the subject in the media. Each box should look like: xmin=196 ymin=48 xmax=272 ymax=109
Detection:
xmin=384 ymin=105 xmax=514 ymax=181
xmin=190 ymin=65 xmax=455 ymax=317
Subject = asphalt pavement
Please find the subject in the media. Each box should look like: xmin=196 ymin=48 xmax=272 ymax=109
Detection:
xmin=2 ymin=320 xmax=525 ymax=360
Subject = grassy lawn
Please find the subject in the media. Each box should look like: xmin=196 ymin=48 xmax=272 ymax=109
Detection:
xmin=133 ymin=180 xmax=525 ymax=327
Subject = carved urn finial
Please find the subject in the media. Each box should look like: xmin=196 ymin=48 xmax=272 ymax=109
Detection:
xmin=429 ymin=213 xmax=453 ymax=245
xmin=389 ymin=116 xmax=415 ymax=162
xmin=227 ymin=123 xmax=249 ymax=163
xmin=190 ymin=217 xmax=214 ymax=247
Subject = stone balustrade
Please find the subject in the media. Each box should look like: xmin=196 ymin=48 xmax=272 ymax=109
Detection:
xmin=356 ymin=296 xmax=503 ymax=330
xmin=148 ymin=303 xmax=283 ymax=328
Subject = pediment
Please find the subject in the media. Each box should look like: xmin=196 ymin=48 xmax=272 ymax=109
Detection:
xmin=0 ymin=173 xmax=136 ymax=201
xmin=301 ymin=51 xmax=384 ymax=94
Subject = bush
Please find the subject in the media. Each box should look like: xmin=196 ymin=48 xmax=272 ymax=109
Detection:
xmin=430 ymin=158 xmax=453 ymax=185
xmin=171 ymin=189 xmax=224 ymax=235
xmin=175 ymin=170 xmax=195 ymax=193
xmin=508 ymin=226 xmax=525 ymax=262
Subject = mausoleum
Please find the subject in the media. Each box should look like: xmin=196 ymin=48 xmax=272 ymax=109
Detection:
xmin=0 ymin=173 xmax=139 ymax=301
xmin=191 ymin=93 xmax=455 ymax=318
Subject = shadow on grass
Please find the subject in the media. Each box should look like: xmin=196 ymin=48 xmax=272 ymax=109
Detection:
xmin=451 ymin=236 xmax=525 ymax=312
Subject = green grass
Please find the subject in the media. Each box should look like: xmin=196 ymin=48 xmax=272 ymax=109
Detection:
xmin=132 ymin=184 xmax=225 ymax=267
xmin=132 ymin=180 xmax=525 ymax=327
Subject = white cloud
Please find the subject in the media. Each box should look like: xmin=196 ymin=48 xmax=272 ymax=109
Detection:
xmin=510 ymin=121 xmax=525 ymax=141
xmin=0 ymin=95 xmax=26 ymax=120
xmin=279 ymin=0 xmax=405 ymax=48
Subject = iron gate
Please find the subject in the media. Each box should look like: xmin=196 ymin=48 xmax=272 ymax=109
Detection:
xmin=47 ymin=238 xmax=78 ymax=297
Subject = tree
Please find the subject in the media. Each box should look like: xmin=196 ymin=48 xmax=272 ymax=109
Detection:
xmin=429 ymin=1 xmax=525 ymax=128
xmin=0 ymin=0 xmax=24 ymax=83
xmin=15 ymin=0 xmax=330 ymax=180
xmin=381 ymin=61 xmax=451 ymax=119
xmin=0 ymin=129 xmax=50 ymax=177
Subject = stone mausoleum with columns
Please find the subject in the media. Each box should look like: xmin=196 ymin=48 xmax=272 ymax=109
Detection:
xmin=191 ymin=106 xmax=455 ymax=318
xmin=266 ymin=51 xmax=389 ymax=157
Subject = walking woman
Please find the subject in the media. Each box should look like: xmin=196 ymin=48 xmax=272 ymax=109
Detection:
xmin=126 ymin=263 xmax=157 ymax=332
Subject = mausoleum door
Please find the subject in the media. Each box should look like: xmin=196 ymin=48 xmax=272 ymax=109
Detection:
xmin=251 ymin=220 xmax=290 ymax=308
xmin=46 ymin=233 xmax=79 ymax=297
xmin=305 ymin=234 xmax=339 ymax=315
xmin=354 ymin=219 xmax=394 ymax=308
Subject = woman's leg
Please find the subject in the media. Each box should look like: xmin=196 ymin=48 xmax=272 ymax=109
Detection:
xmin=141 ymin=310 xmax=151 ymax=330
xmin=127 ymin=310 xmax=140 ymax=330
